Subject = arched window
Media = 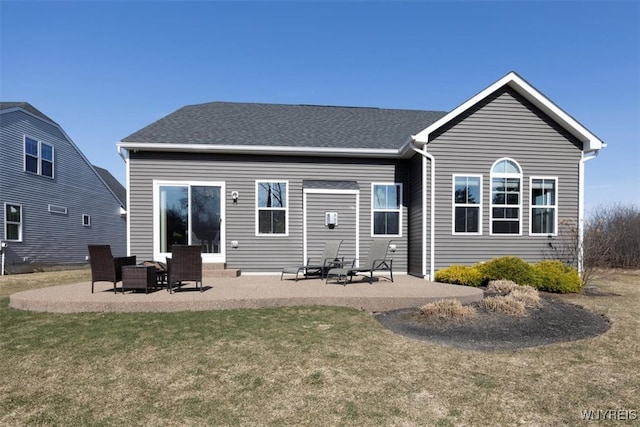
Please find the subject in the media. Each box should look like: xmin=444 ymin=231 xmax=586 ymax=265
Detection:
xmin=490 ymin=158 xmax=522 ymax=235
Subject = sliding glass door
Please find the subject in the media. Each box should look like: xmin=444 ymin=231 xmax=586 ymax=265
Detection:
xmin=156 ymin=182 xmax=225 ymax=261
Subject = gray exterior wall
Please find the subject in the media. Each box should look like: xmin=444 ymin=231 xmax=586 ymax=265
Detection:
xmin=0 ymin=109 xmax=126 ymax=269
xmin=128 ymin=152 xmax=409 ymax=272
xmin=407 ymin=153 xmax=424 ymax=277
xmin=426 ymin=87 xmax=582 ymax=271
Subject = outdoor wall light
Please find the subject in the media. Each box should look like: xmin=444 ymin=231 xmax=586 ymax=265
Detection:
xmin=389 ymin=244 xmax=397 ymax=252
xmin=231 ymin=241 xmax=239 ymax=249
xmin=231 ymin=191 xmax=239 ymax=204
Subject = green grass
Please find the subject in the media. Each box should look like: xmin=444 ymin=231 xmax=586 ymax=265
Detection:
xmin=1 ymin=270 xmax=639 ymax=426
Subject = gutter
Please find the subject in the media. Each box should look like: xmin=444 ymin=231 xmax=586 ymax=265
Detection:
xmin=118 ymin=146 xmax=131 ymax=256
xmin=578 ymin=149 xmax=600 ymax=275
xmin=409 ymin=139 xmax=436 ymax=281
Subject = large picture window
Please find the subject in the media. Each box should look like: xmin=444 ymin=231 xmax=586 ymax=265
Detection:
xmin=530 ymin=177 xmax=557 ymax=235
xmin=372 ymin=183 xmax=402 ymax=236
xmin=5 ymin=203 xmax=22 ymax=241
xmin=157 ymin=183 xmax=223 ymax=254
xmin=256 ymin=181 xmax=288 ymax=235
xmin=24 ymin=136 xmax=54 ymax=178
xmin=490 ymin=158 xmax=522 ymax=235
xmin=453 ymin=175 xmax=482 ymax=234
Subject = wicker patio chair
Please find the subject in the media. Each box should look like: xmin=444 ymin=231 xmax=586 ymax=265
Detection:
xmin=326 ymin=239 xmax=393 ymax=284
xmin=166 ymin=245 xmax=203 ymax=293
xmin=88 ymin=245 xmax=137 ymax=293
xmin=281 ymin=239 xmax=343 ymax=281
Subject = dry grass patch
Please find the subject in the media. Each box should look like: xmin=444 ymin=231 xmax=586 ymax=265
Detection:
xmin=0 ymin=268 xmax=90 ymax=297
xmin=486 ymin=279 xmax=518 ymax=295
xmin=481 ymin=295 xmax=526 ymax=316
xmin=508 ymin=285 xmax=541 ymax=307
xmin=420 ymin=299 xmax=477 ymax=320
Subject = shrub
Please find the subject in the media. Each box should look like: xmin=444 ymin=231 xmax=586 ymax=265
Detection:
xmin=508 ymin=286 xmax=541 ymax=307
xmin=476 ymin=257 xmax=535 ymax=286
xmin=486 ymin=280 xmax=518 ymax=295
xmin=420 ymin=299 xmax=477 ymax=320
xmin=434 ymin=265 xmax=483 ymax=287
xmin=481 ymin=296 xmax=526 ymax=316
xmin=531 ymin=260 xmax=582 ymax=293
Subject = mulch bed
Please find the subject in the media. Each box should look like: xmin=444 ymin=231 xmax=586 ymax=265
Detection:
xmin=374 ymin=293 xmax=612 ymax=351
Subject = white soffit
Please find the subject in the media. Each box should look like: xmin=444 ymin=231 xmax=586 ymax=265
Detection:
xmin=412 ymin=72 xmax=605 ymax=153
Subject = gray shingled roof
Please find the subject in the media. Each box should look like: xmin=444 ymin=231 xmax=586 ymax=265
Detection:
xmin=93 ymin=165 xmax=126 ymax=208
xmin=0 ymin=102 xmax=57 ymax=124
xmin=122 ymin=102 xmax=447 ymax=150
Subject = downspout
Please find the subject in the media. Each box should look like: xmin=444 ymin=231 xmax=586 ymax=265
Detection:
xmin=578 ymin=149 xmax=600 ymax=275
xmin=117 ymin=146 xmax=131 ymax=256
xmin=410 ymin=140 xmax=436 ymax=280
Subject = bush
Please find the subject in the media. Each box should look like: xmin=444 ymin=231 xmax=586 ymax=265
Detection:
xmin=476 ymin=257 xmax=535 ymax=286
xmin=585 ymin=203 xmax=640 ymax=269
xmin=481 ymin=296 xmax=526 ymax=316
xmin=434 ymin=265 xmax=483 ymax=287
xmin=420 ymin=299 xmax=477 ymax=320
xmin=531 ymin=260 xmax=583 ymax=293
xmin=486 ymin=280 xmax=518 ymax=295
xmin=508 ymin=286 xmax=541 ymax=307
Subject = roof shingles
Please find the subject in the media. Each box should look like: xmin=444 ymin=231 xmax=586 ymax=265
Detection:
xmin=122 ymin=102 xmax=446 ymax=151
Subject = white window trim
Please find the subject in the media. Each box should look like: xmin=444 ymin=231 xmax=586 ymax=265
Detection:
xmin=371 ymin=182 xmax=403 ymax=237
xmin=255 ymin=180 xmax=289 ymax=236
xmin=82 ymin=214 xmax=91 ymax=227
xmin=24 ymin=135 xmax=54 ymax=178
xmin=452 ymin=174 xmax=483 ymax=236
xmin=4 ymin=203 xmax=23 ymax=242
xmin=489 ymin=158 xmax=523 ymax=236
xmin=529 ymin=176 xmax=558 ymax=236
xmin=152 ymin=180 xmax=226 ymax=263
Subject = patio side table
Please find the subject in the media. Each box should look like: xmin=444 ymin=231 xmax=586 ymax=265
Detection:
xmin=121 ymin=265 xmax=156 ymax=294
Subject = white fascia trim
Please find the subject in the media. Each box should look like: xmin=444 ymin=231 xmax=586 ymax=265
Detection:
xmin=117 ymin=142 xmax=403 ymax=158
xmin=412 ymin=72 xmax=605 ymax=153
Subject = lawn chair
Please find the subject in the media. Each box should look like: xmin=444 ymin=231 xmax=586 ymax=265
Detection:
xmin=88 ymin=245 xmax=137 ymax=293
xmin=166 ymin=245 xmax=203 ymax=293
xmin=281 ymin=240 xmax=343 ymax=281
xmin=326 ymin=239 xmax=393 ymax=284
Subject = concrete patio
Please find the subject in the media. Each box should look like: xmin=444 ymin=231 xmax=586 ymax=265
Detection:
xmin=9 ymin=274 xmax=484 ymax=313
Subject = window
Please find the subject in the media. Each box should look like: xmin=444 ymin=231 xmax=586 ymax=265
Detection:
xmin=5 ymin=204 xmax=22 ymax=241
xmin=530 ymin=177 xmax=557 ymax=235
xmin=82 ymin=214 xmax=91 ymax=227
xmin=256 ymin=181 xmax=288 ymax=235
xmin=490 ymin=158 xmax=522 ymax=235
xmin=158 ymin=183 xmax=223 ymax=253
xmin=24 ymin=136 xmax=54 ymax=178
xmin=48 ymin=204 xmax=68 ymax=215
xmin=372 ymin=183 xmax=402 ymax=236
xmin=453 ymin=175 xmax=482 ymax=234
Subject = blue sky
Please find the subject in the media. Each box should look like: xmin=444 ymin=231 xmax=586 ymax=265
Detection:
xmin=1 ymin=0 xmax=638 ymax=214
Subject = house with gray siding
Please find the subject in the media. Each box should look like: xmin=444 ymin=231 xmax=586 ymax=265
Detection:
xmin=118 ymin=72 xmax=605 ymax=279
xmin=0 ymin=102 xmax=127 ymax=272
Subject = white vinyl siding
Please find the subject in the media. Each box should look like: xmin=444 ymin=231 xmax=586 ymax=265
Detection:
xmin=530 ymin=177 xmax=558 ymax=235
xmin=256 ymin=181 xmax=288 ymax=236
xmin=452 ymin=175 xmax=482 ymax=235
xmin=371 ymin=183 xmax=402 ymax=237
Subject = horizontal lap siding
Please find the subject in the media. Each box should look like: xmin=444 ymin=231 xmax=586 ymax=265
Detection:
xmin=306 ymin=193 xmax=357 ymax=265
xmin=0 ymin=111 xmax=126 ymax=265
xmin=128 ymin=153 xmax=409 ymax=272
xmin=427 ymin=87 xmax=582 ymax=270
xmin=407 ymin=154 xmax=424 ymax=276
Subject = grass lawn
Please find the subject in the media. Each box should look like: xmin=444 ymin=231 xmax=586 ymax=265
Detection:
xmin=1 ymin=270 xmax=638 ymax=426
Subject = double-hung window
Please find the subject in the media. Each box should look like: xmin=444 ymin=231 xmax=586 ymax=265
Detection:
xmin=490 ymin=158 xmax=522 ymax=235
xmin=24 ymin=136 xmax=54 ymax=178
xmin=372 ymin=183 xmax=402 ymax=236
xmin=453 ymin=175 xmax=482 ymax=234
xmin=5 ymin=203 xmax=22 ymax=241
xmin=256 ymin=181 xmax=288 ymax=235
xmin=530 ymin=177 xmax=557 ymax=235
